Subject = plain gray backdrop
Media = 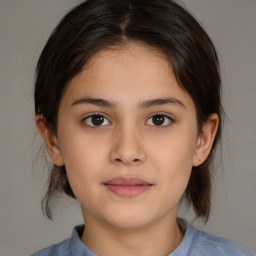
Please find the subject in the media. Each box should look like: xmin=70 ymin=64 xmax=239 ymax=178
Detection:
xmin=0 ymin=0 xmax=255 ymax=255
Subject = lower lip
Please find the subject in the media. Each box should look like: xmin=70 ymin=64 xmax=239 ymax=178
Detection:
xmin=104 ymin=185 xmax=152 ymax=198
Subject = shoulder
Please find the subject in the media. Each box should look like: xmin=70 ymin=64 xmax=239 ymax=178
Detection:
xmin=192 ymin=225 xmax=256 ymax=256
xmin=176 ymin=219 xmax=255 ymax=256
xmin=29 ymin=238 xmax=70 ymax=256
xmin=29 ymin=224 xmax=88 ymax=256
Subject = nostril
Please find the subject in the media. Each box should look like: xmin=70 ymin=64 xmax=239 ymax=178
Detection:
xmin=114 ymin=158 xmax=140 ymax=164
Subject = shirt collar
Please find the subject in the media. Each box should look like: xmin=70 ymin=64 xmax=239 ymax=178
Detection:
xmin=68 ymin=218 xmax=195 ymax=256
xmin=169 ymin=218 xmax=197 ymax=255
xmin=69 ymin=225 xmax=96 ymax=256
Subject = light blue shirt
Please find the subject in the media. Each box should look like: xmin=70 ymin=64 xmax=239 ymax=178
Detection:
xmin=30 ymin=219 xmax=255 ymax=256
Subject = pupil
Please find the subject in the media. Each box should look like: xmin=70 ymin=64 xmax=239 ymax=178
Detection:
xmin=91 ymin=115 xmax=165 ymax=126
xmin=153 ymin=115 xmax=164 ymax=126
xmin=92 ymin=115 xmax=104 ymax=126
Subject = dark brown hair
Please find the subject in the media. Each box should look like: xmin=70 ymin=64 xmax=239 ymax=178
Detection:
xmin=35 ymin=0 xmax=223 ymax=221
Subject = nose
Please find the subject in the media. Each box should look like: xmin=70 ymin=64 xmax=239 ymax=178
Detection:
xmin=109 ymin=124 xmax=146 ymax=166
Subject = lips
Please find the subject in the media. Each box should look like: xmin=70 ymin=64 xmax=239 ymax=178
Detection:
xmin=103 ymin=177 xmax=153 ymax=198
xmin=104 ymin=177 xmax=152 ymax=186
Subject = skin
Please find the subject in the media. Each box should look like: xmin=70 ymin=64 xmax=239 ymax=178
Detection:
xmin=36 ymin=42 xmax=219 ymax=256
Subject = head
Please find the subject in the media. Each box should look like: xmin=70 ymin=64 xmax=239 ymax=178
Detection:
xmin=35 ymin=0 xmax=223 ymax=223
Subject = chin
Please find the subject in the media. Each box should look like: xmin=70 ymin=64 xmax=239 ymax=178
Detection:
xmin=103 ymin=210 xmax=154 ymax=230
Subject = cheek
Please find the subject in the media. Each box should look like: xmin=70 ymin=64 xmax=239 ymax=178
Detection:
xmin=61 ymin=140 xmax=99 ymax=171
xmin=59 ymin=121 xmax=106 ymax=168
xmin=151 ymin=126 xmax=197 ymax=195
xmin=58 ymin=131 xmax=106 ymax=198
xmin=154 ymin=130 xmax=196 ymax=173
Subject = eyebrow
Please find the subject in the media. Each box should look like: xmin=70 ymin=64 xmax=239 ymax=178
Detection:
xmin=71 ymin=97 xmax=185 ymax=109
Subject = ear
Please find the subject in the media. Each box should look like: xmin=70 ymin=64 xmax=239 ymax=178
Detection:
xmin=193 ymin=113 xmax=219 ymax=167
xmin=35 ymin=115 xmax=64 ymax=166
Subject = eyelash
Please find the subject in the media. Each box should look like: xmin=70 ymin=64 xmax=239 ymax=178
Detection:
xmin=81 ymin=112 xmax=175 ymax=129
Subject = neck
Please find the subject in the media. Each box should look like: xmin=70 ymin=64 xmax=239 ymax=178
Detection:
xmin=80 ymin=214 xmax=184 ymax=256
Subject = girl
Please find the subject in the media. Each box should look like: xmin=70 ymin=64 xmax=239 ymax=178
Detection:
xmin=31 ymin=0 xmax=255 ymax=255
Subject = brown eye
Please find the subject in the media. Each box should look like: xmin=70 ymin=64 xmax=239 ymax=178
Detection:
xmin=146 ymin=114 xmax=173 ymax=128
xmin=152 ymin=115 xmax=165 ymax=126
xmin=83 ymin=114 xmax=110 ymax=127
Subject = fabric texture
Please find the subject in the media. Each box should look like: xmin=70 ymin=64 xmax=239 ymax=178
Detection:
xmin=29 ymin=219 xmax=256 ymax=256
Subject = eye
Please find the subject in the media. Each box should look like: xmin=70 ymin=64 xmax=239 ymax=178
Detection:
xmin=82 ymin=112 xmax=174 ymax=129
xmin=82 ymin=113 xmax=111 ymax=128
xmin=145 ymin=113 xmax=174 ymax=128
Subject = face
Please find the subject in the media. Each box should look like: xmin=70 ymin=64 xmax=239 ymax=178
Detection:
xmin=43 ymin=43 xmax=206 ymax=230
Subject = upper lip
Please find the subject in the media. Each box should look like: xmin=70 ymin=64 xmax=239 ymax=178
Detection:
xmin=104 ymin=176 xmax=152 ymax=186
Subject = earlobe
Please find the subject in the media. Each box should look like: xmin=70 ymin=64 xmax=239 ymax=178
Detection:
xmin=193 ymin=113 xmax=219 ymax=167
xmin=35 ymin=115 xmax=64 ymax=166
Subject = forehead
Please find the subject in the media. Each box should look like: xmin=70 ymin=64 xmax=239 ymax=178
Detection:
xmin=81 ymin=43 xmax=173 ymax=84
xmin=63 ymin=42 xmax=195 ymax=110
xmin=85 ymin=42 xmax=169 ymax=69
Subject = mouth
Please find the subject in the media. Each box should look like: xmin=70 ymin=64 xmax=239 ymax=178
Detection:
xmin=103 ymin=177 xmax=153 ymax=198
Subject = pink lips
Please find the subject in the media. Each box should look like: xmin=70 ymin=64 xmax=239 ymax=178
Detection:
xmin=104 ymin=177 xmax=153 ymax=198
